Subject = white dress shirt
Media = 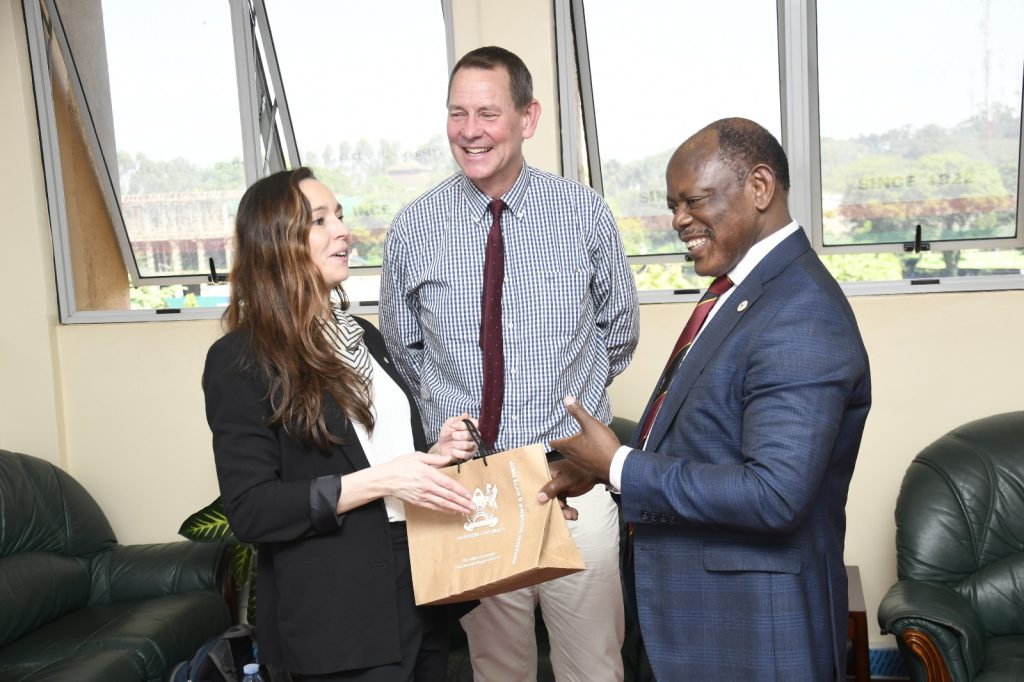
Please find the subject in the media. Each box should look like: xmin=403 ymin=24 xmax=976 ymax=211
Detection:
xmin=350 ymin=354 xmax=415 ymax=521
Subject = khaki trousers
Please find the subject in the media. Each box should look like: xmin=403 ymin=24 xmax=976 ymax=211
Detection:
xmin=460 ymin=487 xmax=625 ymax=682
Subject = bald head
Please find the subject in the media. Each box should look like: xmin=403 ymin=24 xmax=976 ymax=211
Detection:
xmin=682 ymin=117 xmax=790 ymax=192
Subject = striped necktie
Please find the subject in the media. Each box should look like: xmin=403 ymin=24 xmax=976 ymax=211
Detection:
xmin=637 ymin=275 xmax=733 ymax=448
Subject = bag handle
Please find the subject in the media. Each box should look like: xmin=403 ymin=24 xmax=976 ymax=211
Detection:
xmin=458 ymin=418 xmax=493 ymax=472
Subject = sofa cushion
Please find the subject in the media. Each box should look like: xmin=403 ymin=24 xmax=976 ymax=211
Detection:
xmin=961 ymin=552 xmax=1024 ymax=636
xmin=0 ymin=451 xmax=116 ymax=559
xmin=0 ymin=649 xmax=148 ymax=682
xmin=975 ymin=635 xmax=1024 ymax=682
xmin=0 ymin=591 xmax=231 ymax=682
xmin=896 ymin=412 xmax=1024 ymax=586
xmin=89 ymin=542 xmax=225 ymax=605
xmin=0 ymin=553 xmax=91 ymax=647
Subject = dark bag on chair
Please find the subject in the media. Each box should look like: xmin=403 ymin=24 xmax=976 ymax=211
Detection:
xmin=168 ymin=623 xmax=256 ymax=682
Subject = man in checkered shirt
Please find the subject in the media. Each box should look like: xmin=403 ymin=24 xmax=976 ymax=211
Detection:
xmin=380 ymin=46 xmax=638 ymax=681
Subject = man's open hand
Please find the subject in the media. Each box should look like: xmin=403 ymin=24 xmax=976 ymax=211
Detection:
xmin=537 ymin=396 xmax=622 ymax=516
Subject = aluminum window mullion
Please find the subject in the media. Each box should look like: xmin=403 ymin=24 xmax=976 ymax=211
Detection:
xmin=1017 ymin=80 xmax=1024 ymax=240
xmin=570 ymin=0 xmax=602 ymax=196
xmin=23 ymin=0 xmax=78 ymax=319
xmin=259 ymin=99 xmax=281 ymax=175
xmin=553 ymin=0 xmax=579 ymax=182
xmin=779 ymin=0 xmax=821 ymax=244
xmin=249 ymin=38 xmax=285 ymax=175
xmin=252 ymin=0 xmax=300 ymax=170
xmin=441 ymin=0 xmax=456 ymax=70
xmin=229 ymin=0 xmax=262 ymax=186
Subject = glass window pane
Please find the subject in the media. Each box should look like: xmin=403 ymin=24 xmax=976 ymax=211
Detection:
xmin=583 ymin=0 xmax=782 ymax=281
xmin=101 ymin=0 xmax=246 ymax=280
xmin=263 ymin=0 xmax=454 ymax=269
xmin=820 ymin=247 xmax=1024 ymax=282
xmin=817 ymin=0 xmax=1023 ymax=249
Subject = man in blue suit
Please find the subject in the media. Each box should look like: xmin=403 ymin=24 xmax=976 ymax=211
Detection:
xmin=540 ymin=117 xmax=871 ymax=681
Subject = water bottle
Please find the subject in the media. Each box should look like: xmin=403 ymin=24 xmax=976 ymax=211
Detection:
xmin=241 ymin=662 xmax=263 ymax=682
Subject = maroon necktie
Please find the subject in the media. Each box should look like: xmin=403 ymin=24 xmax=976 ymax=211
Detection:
xmin=479 ymin=199 xmax=506 ymax=449
xmin=637 ymin=275 xmax=733 ymax=448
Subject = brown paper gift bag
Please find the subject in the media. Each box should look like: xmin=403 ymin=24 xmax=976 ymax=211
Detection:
xmin=405 ymin=443 xmax=585 ymax=606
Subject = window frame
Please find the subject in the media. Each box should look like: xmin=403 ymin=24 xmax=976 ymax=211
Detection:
xmin=554 ymin=0 xmax=1024 ymax=300
xmin=23 ymin=0 xmax=456 ymax=323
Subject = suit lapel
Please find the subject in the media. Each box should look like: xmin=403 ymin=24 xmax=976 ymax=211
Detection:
xmin=323 ymin=396 xmax=371 ymax=472
xmin=645 ymin=229 xmax=812 ymax=450
xmin=645 ymin=281 xmax=760 ymax=449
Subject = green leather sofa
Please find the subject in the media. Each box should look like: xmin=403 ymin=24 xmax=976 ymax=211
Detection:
xmin=877 ymin=411 xmax=1024 ymax=681
xmin=0 ymin=450 xmax=233 ymax=682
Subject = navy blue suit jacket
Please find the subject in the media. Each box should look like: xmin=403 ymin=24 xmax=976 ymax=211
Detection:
xmin=621 ymin=229 xmax=871 ymax=681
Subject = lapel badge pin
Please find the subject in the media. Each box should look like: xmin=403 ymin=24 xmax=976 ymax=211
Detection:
xmin=736 ymin=300 xmax=749 ymax=312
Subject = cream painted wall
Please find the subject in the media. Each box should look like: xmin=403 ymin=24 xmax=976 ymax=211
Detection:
xmin=2 ymin=0 xmax=1022 ymax=650
xmin=0 ymin=0 xmax=64 ymax=463
xmin=54 ymin=319 xmax=225 ymax=541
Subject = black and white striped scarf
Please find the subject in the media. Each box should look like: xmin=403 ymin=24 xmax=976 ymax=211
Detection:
xmin=324 ymin=294 xmax=373 ymax=385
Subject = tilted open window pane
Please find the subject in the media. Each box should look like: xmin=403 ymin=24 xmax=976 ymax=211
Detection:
xmin=578 ymin=0 xmax=781 ymax=285
xmin=24 ymin=0 xmax=244 ymax=316
xmin=102 ymin=0 xmax=246 ymax=281
xmin=817 ymin=0 xmax=1024 ymax=254
xmin=262 ymin=0 xmax=454 ymax=279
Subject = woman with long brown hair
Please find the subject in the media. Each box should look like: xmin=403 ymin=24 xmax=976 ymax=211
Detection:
xmin=203 ymin=167 xmax=476 ymax=681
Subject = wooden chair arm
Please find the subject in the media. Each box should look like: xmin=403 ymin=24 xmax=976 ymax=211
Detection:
xmin=902 ymin=627 xmax=953 ymax=682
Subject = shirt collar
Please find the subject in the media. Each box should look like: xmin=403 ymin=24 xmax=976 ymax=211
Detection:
xmin=459 ymin=162 xmax=532 ymax=222
xmin=726 ymin=220 xmax=801 ymax=286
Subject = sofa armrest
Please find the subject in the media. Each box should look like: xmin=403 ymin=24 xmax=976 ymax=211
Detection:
xmin=878 ymin=579 xmax=984 ymax=681
xmin=89 ymin=541 xmax=228 ymax=605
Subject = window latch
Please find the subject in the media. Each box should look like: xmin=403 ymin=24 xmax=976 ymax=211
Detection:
xmin=903 ymin=224 xmax=931 ymax=254
xmin=208 ymin=257 xmax=228 ymax=284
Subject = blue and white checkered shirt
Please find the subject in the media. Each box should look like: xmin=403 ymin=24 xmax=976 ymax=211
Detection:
xmin=380 ymin=162 xmax=639 ymax=450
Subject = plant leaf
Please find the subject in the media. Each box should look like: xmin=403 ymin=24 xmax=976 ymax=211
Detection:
xmin=178 ymin=497 xmax=239 ymax=543
xmin=230 ymin=544 xmax=257 ymax=624
xmin=180 ymin=496 xmax=257 ymax=623
xmin=231 ymin=543 xmax=254 ymax=586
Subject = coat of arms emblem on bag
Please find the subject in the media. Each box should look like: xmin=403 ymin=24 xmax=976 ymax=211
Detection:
xmin=464 ymin=483 xmax=499 ymax=531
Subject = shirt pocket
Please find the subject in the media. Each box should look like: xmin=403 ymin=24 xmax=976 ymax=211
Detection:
xmin=536 ymin=268 xmax=590 ymax=336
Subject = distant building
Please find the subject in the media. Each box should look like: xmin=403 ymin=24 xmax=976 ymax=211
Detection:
xmin=121 ymin=190 xmax=239 ymax=276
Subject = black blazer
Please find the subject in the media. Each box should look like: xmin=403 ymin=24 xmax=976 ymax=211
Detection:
xmin=203 ymin=317 xmax=429 ymax=675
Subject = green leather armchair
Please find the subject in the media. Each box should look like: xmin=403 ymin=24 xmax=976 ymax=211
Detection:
xmin=877 ymin=411 xmax=1024 ymax=682
xmin=0 ymin=450 xmax=233 ymax=682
